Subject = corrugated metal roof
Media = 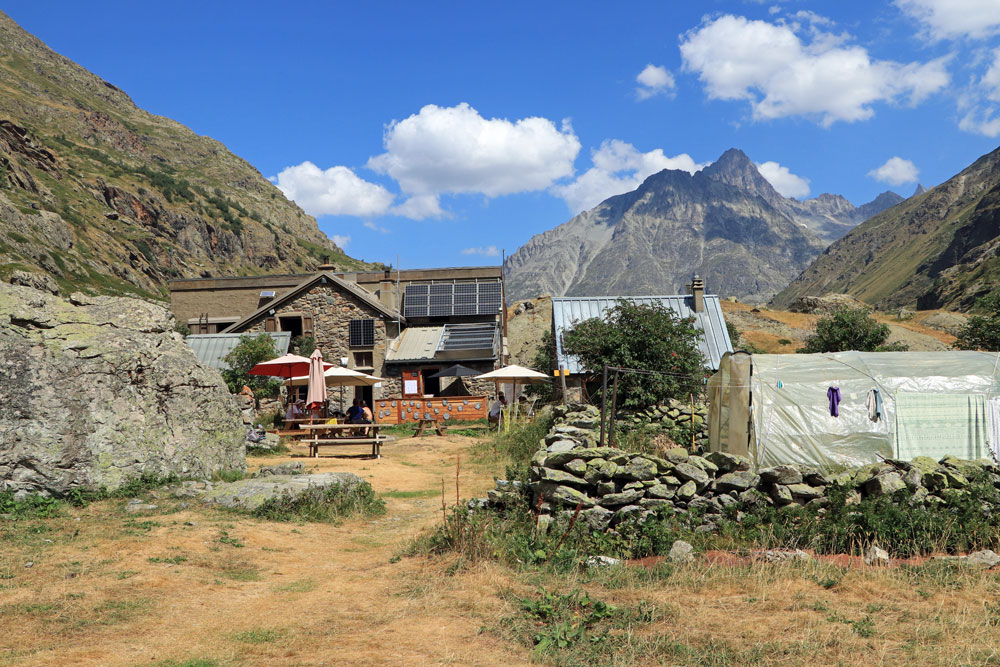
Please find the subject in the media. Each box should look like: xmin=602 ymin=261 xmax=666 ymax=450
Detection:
xmin=185 ymin=332 xmax=291 ymax=370
xmin=552 ymin=295 xmax=733 ymax=372
xmin=386 ymin=326 xmax=444 ymax=362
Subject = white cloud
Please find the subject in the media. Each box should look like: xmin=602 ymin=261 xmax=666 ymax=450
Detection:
xmin=982 ymin=48 xmax=1000 ymax=101
xmin=895 ymin=0 xmax=1000 ymax=40
xmin=552 ymin=139 xmax=707 ymax=214
xmin=273 ymin=162 xmax=394 ymax=218
xmin=756 ymin=161 xmax=811 ymax=198
xmin=367 ymin=103 xmax=580 ymax=219
xmin=363 ymin=221 xmax=390 ymax=234
xmin=635 ymin=64 xmax=676 ymax=100
xmin=679 ymin=15 xmax=950 ymax=126
xmin=959 ymin=108 xmax=1000 ymax=137
xmin=330 ymin=234 xmax=351 ymax=249
xmin=868 ymin=157 xmax=920 ymax=185
xmin=461 ymin=246 xmax=501 ymax=257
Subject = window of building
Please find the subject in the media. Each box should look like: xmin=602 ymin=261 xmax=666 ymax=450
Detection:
xmin=279 ymin=315 xmax=303 ymax=338
xmin=354 ymin=351 xmax=373 ymax=368
xmin=349 ymin=318 xmax=375 ymax=348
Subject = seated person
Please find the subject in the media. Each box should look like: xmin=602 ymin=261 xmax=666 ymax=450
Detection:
xmin=357 ymin=401 xmax=374 ymax=435
xmin=345 ymin=399 xmax=363 ymax=424
xmin=488 ymin=392 xmax=507 ymax=424
xmin=285 ymin=400 xmax=303 ymax=421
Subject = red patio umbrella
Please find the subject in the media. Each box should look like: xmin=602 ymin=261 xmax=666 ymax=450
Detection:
xmin=249 ymin=353 xmax=333 ymax=408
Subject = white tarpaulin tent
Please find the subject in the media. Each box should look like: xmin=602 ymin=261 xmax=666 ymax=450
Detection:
xmin=707 ymin=350 xmax=1000 ymax=469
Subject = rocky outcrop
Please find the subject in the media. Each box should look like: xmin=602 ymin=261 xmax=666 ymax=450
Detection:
xmin=197 ymin=472 xmax=364 ymax=511
xmin=786 ymin=293 xmax=866 ymax=314
xmin=0 ymin=282 xmax=245 ymax=495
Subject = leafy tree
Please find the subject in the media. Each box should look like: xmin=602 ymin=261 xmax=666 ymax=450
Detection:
xmin=291 ymin=335 xmax=316 ymax=357
xmin=955 ymin=293 xmax=1000 ymax=351
xmin=222 ymin=333 xmax=281 ymax=397
xmin=800 ymin=305 xmax=908 ymax=353
xmin=561 ymin=300 xmax=706 ymax=409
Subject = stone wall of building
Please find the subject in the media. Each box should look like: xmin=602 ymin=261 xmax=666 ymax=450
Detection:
xmin=242 ymin=283 xmax=399 ymax=399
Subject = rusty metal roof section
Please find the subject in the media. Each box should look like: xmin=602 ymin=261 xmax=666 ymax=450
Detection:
xmin=551 ymin=295 xmax=733 ymax=373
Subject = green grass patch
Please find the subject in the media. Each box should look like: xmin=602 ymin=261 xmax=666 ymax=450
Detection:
xmin=148 ymin=555 xmax=187 ymax=565
xmin=251 ymin=481 xmax=386 ymax=524
xmin=231 ymin=628 xmax=285 ymax=644
xmin=272 ymin=578 xmax=316 ymax=593
xmin=381 ymin=489 xmax=441 ymax=499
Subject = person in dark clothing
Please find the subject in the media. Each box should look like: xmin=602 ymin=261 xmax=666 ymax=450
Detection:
xmin=346 ymin=399 xmax=362 ymax=424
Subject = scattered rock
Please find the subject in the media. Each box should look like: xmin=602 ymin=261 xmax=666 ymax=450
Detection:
xmin=200 ymin=472 xmax=365 ymax=511
xmin=864 ymin=544 xmax=890 ymax=566
xmin=585 ymin=555 xmax=621 ymax=568
xmin=254 ymin=462 xmax=305 ymax=477
xmin=760 ymin=465 xmax=803 ymax=486
xmin=668 ymin=540 xmax=694 ymax=563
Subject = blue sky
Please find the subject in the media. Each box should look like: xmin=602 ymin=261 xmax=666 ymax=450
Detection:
xmin=6 ymin=1 xmax=1000 ymax=269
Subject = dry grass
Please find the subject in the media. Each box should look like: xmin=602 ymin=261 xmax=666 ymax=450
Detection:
xmin=4 ymin=433 xmax=1000 ymax=665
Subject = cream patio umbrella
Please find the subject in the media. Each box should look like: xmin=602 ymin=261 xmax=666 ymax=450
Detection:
xmin=283 ymin=366 xmax=386 ymax=412
xmin=475 ymin=365 xmax=551 ymax=428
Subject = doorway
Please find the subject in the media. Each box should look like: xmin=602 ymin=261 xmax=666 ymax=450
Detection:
xmin=423 ymin=371 xmax=441 ymax=397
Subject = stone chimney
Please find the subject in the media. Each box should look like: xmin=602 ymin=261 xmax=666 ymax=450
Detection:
xmin=689 ymin=274 xmax=705 ymax=313
xmin=318 ymin=254 xmax=334 ymax=271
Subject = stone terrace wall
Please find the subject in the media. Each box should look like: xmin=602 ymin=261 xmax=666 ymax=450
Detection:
xmin=479 ymin=404 xmax=1000 ymax=534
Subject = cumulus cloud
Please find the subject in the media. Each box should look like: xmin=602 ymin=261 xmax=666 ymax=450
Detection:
xmin=868 ymin=157 xmax=920 ymax=185
xmin=756 ymin=161 xmax=811 ymax=198
xmin=959 ymin=108 xmax=1000 ymax=137
xmin=895 ymin=0 xmax=1000 ymax=40
xmin=330 ymin=234 xmax=351 ymax=249
xmin=367 ymin=103 xmax=580 ymax=219
xmin=461 ymin=245 xmax=501 ymax=257
xmin=679 ymin=15 xmax=950 ymax=126
xmin=273 ymin=162 xmax=394 ymax=218
xmin=636 ymin=64 xmax=676 ymax=99
xmin=552 ymin=140 xmax=706 ymax=214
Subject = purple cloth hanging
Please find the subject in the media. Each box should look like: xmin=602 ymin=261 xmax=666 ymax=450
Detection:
xmin=827 ymin=386 xmax=841 ymax=417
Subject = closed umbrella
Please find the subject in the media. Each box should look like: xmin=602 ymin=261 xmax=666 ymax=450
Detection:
xmin=305 ymin=349 xmax=327 ymax=412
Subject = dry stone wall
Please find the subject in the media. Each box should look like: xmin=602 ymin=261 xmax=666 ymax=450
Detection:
xmin=479 ymin=403 xmax=1000 ymax=534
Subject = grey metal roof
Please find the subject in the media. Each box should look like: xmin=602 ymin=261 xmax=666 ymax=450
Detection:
xmin=551 ymin=295 xmax=733 ymax=373
xmin=185 ymin=332 xmax=291 ymax=370
xmin=386 ymin=326 xmax=443 ymax=362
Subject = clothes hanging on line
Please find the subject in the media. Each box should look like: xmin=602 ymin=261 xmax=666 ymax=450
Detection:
xmin=827 ymin=386 xmax=841 ymax=417
xmin=866 ymin=388 xmax=883 ymax=422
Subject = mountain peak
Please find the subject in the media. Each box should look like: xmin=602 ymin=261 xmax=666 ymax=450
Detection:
xmin=913 ymin=183 xmax=927 ymax=196
xmin=700 ymin=148 xmax=783 ymax=205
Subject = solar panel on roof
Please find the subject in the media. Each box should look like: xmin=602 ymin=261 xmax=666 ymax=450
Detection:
xmin=404 ymin=280 xmax=502 ymax=318
xmin=438 ymin=323 xmax=497 ymax=352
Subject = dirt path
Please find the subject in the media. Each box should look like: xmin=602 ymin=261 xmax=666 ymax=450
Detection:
xmin=2 ymin=435 xmax=529 ymax=666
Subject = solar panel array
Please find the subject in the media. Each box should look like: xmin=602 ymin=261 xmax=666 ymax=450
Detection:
xmin=404 ymin=281 xmax=502 ymax=318
xmin=438 ymin=323 xmax=498 ymax=352
xmin=348 ymin=318 xmax=375 ymax=347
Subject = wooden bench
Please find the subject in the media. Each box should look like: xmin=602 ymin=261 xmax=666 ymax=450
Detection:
xmin=413 ymin=418 xmax=446 ymax=437
xmin=307 ymin=437 xmax=386 ymax=458
xmin=299 ymin=423 xmax=385 ymax=458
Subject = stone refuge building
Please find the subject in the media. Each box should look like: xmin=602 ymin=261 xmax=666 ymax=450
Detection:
xmin=168 ymin=263 xmax=505 ymax=419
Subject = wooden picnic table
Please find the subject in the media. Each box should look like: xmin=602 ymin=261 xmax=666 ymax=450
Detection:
xmin=298 ymin=423 xmax=385 ymax=458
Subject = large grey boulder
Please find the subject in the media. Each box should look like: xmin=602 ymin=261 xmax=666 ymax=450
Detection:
xmin=0 ymin=283 xmax=246 ymax=495
xmin=201 ymin=472 xmax=364 ymax=511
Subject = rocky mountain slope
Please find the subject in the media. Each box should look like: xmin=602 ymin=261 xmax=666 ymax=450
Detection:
xmin=0 ymin=12 xmax=372 ymax=300
xmin=772 ymin=145 xmax=1000 ymax=312
xmin=505 ymin=149 xmax=904 ymax=304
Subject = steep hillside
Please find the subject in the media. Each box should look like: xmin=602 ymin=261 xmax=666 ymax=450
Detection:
xmin=0 ymin=12 xmax=373 ymax=300
xmin=505 ymin=149 xmax=903 ymax=304
xmin=772 ymin=146 xmax=1000 ymax=312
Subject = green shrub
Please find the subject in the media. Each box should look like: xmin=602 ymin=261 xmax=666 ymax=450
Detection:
xmin=221 ymin=333 xmax=281 ymax=397
xmin=800 ymin=305 xmax=908 ymax=353
xmin=251 ymin=482 xmax=385 ymax=523
xmin=474 ymin=413 xmax=553 ymax=466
